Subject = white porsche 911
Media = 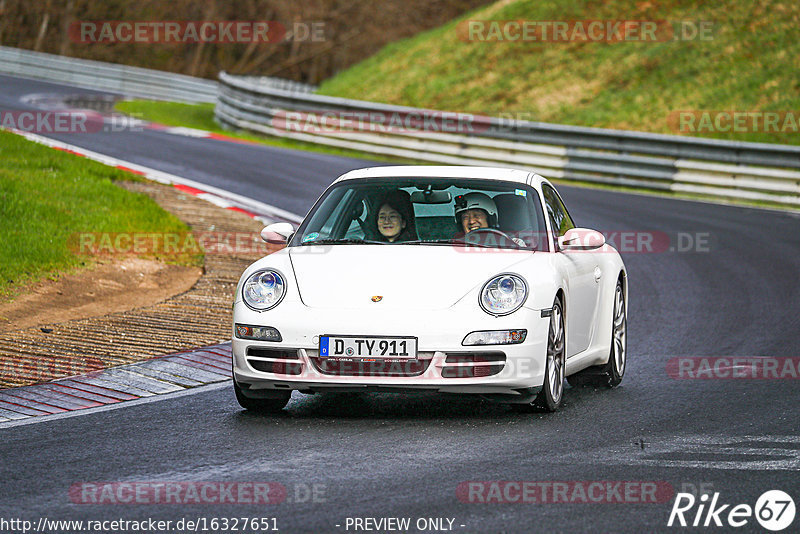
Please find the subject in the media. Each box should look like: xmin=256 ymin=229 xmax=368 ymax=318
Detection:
xmin=232 ymin=166 xmax=627 ymax=413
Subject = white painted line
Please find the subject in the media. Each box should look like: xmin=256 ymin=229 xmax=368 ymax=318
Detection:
xmin=590 ymin=435 xmax=800 ymax=472
xmin=162 ymin=126 xmax=213 ymax=138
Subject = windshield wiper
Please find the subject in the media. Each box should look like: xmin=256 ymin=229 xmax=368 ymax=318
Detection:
xmin=404 ymin=238 xmax=533 ymax=250
xmin=403 ymin=238 xmax=494 ymax=248
xmin=300 ymin=238 xmax=385 ymax=245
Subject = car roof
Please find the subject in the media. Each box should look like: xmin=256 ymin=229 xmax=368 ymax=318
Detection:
xmin=334 ymin=165 xmax=550 ymax=187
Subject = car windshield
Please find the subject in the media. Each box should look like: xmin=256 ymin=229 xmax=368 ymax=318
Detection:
xmin=291 ymin=177 xmax=548 ymax=251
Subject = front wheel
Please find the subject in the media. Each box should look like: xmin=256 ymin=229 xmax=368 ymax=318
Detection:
xmin=515 ymin=297 xmax=566 ymax=413
xmin=234 ymin=380 xmax=291 ymax=413
xmin=601 ymin=280 xmax=627 ymax=387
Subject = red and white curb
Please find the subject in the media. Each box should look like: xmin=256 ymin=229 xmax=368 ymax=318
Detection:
xmin=145 ymin=122 xmax=262 ymax=147
xmin=0 ymin=344 xmax=233 ymax=427
xmin=4 ymin=128 xmax=303 ymax=225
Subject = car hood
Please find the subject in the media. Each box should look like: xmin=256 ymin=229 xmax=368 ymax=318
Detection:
xmin=288 ymin=245 xmax=531 ymax=310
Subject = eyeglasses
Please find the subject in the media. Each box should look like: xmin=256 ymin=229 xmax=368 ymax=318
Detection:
xmin=378 ymin=214 xmax=401 ymax=223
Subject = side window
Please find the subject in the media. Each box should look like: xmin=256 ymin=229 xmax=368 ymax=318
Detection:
xmin=542 ymin=185 xmax=575 ymax=237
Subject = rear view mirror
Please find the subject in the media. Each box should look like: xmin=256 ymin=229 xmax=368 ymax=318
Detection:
xmin=410 ymin=190 xmax=452 ymax=204
xmin=558 ymin=228 xmax=606 ymax=251
xmin=261 ymin=222 xmax=295 ymax=244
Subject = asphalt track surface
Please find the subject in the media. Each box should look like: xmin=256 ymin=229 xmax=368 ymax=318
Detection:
xmin=1 ymin=74 xmax=799 ymax=533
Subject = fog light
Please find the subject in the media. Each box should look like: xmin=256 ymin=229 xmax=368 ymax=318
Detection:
xmin=462 ymin=329 xmax=526 ymax=346
xmin=235 ymin=324 xmax=282 ymax=341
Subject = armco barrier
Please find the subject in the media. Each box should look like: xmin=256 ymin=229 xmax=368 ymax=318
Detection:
xmin=0 ymin=46 xmax=217 ymax=103
xmin=2 ymin=46 xmax=797 ymax=206
xmin=216 ymin=71 xmax=800 ymax=206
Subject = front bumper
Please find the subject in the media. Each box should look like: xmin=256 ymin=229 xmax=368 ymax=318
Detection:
xmin=232 ymin=302 xmax=550 ymax=400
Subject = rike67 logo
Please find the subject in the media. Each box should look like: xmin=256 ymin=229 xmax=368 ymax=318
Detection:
xmin=668 ymin=490 xmax=795 ymax=531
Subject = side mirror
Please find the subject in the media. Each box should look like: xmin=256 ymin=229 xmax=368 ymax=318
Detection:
xmin=557 ymin=228 xmax=606 ymax=251
xmin=261 ymin=222 xmax=295 ymax=245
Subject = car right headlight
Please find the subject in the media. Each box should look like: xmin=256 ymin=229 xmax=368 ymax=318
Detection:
xmin=242 ymin=269 xmax=286 ymax=311
xmin=479 ymin=274 xmax=528 ymax=316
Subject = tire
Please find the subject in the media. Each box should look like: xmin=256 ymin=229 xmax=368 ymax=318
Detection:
xmin=600 ymin=280 xmax=627 ymax=387
xmin=566 ymin=279 xmax=626 ymax=388
xmin=234 ymin=380 xmax=291 ymax=413
xmin=515 ymin=297 xmax=566 ymax=413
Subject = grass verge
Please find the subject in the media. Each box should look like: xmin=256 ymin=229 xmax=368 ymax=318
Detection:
xmin=0 ymin=129 xmax=202 ymax=299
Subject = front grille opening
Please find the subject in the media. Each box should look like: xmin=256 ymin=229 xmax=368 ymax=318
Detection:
xmin=247 ymin=347 xmax=299 ymax=360
xmin=445 ymin=352 xmax=506 ymax=363
xmin=441 ymin=365 xmax=504 ymax=378
xmin=248 ymin=360 xmax=304 ymax=375
xmin=310 ymin=358 xmax=431 ymax=377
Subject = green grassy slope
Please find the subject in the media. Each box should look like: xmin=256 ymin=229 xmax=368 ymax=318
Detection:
xmin=0 ymin=130 xmax=200 ymax=298
xmin=317 ymin=0 xmax=800 ymax=145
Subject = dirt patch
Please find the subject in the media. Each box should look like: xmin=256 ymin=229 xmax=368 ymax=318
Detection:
xmin=0 ymin=258 xmax=202 ymax=333
xmin=0 ymin=180 xmax=275 ymax=388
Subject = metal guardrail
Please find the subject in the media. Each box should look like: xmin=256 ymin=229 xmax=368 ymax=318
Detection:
xmin=216 ymin=71 xmax=800 ymax=206
xmin=2 ymin=47 xmax=796 ymax=206
xmin=0 ymin=46 xmax=217 ymax=103
xmin=1 ymin=46 xmax=319 ymax=106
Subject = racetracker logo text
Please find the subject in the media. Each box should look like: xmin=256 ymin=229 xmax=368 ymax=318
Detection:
xmin=668 ymin=111 xmax=800 ymax=134
xmin=272 ymin=110 xmax=488 ymax=135
xmin=456 ymin=481 xmax=674 ymax=503
xmin=457 ymin=20 xmax=713 ymax=43
xmin=69 ymin=482 xmax=287 ymax=504
xmin=0 ymin=111 xmax=140 ymax=134
xmin=666 ymin=357 xmax=800 ymax=379
xmin=68 ymin=21 xmax=326 ymax=44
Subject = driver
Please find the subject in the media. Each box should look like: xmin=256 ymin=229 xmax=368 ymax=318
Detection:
xmin=454 ymin=192 xmax=526 ymax=247
xmin=454 ymin=192 xmax=497 ymax=234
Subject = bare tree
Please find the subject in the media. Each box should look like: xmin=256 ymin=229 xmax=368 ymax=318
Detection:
xmin=2 ymin=0 xmax=493 ymax=82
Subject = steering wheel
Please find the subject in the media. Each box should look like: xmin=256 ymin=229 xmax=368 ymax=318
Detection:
xmin=456 ymin=227 xmax=523 ymax=248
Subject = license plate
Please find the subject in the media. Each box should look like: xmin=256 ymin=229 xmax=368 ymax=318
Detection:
xmin=319 ymin=335 xmax=417 ymax=360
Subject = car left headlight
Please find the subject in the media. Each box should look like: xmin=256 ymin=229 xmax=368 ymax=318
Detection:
xmin=242 ymin=269 xmax=286 ymax=311
xmin=480 ymin=274 xmax=528 ymax=316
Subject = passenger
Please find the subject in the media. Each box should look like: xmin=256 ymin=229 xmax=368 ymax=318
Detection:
xmin=374 ymin=190 xmax=417 ymax=243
